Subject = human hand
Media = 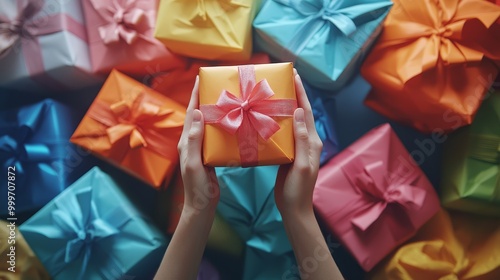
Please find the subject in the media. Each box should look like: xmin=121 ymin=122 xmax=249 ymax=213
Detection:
xmin=177 ymin=76 xmax=220 ymax=215
xmin=274 ymin=72 xmax=323 ymax=219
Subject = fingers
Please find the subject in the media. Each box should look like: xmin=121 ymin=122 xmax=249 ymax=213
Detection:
xmin=180 ymin=76 xmax=200 ymax=141
xmin=184 ymin=109 xmax=204 ymax=171
xmin=293 ymin=108 xmax=311 ymax=167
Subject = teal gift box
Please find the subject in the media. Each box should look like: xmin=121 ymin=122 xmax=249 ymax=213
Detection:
xmin=20 ymin=167 xmax=168 ymax=280
xmin=253 ymin=0 xmax=392 ymax=91
xmin=216 ymin=166 xmax=295 ymax=280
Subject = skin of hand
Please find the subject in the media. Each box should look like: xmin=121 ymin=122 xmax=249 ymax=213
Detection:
xmin=154 ymin=76 xmax=219 ymax=280
xmin=275 ymin=72 xmax=344 ymax=280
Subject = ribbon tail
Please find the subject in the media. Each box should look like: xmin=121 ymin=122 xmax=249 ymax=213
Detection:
xmin=351 ymin=202 xmax=387 ymax=231
xmin=237 ymin=117 xmax=259 ymax=167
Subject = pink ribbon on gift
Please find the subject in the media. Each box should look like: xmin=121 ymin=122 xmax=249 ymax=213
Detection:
xmin=342 ymin=159 xmax=426 ymax=232
xmin=0 ymin=0 xmax=87 ymax=90
xmin=86 ymin=92 xmax=182 ymax=159
xmin=90 ymin=0 xmax=155 ymax=45
xmin=200 ymin=65 xmax=297 ymax=166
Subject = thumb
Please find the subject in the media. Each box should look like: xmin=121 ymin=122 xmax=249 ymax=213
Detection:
xmin=293 ymin=108 xmax=310 ymax=164
xmin=186 ymin=109 xmax=204 ymax=158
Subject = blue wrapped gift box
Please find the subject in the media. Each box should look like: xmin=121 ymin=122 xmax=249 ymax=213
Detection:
xmin=19 ymin=167 xmax=168 ymax=280
xmin=254 ymin=0 xmax=392 ymax=90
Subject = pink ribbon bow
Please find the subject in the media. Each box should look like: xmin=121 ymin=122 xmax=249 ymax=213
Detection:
xmin=0 ymin=0 xmax=87 ymax=90
xmin=342 ymin=159 xmax=426 ymax=231
xmin=200 ymin=65 xmax=297 ymax=166
xmin=90 ymin=0 xmax=150 ymax=45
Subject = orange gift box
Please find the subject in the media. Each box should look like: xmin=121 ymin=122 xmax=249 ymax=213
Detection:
xmin=199 ymin=63 xmax=296 ymax=167
xmin=71 ymin=70 xmax=186 ymax=188
xmin=361 ymin=0 xmax=500 ymax=134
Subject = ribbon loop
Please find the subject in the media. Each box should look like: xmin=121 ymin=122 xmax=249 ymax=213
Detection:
xmin=200 ymin=65 xmax=297 ymax=166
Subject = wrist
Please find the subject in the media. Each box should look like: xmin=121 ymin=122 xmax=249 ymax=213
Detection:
xmin=280 ymin=206 xmax=315 ymax=224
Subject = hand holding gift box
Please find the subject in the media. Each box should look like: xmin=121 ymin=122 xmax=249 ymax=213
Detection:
xmin=313 ymin=124 xmax=440 ymax=271
xmin=154 ymin=0 xmax=258 ymax=61
xmin=20 ymin=167 xmax=168 ymax=280
xmin=441 ymin=91 xmax=500 ymax=216
xmin=71 ymin=70 xmax=185 ymax=188
xmin=0 ymin=0 xmax=101 ymax=94
xmin=199 ymin=63 xmax=297 ymax=167
xmin=369 ymin=209 xmax=500 ymax=280
xmin=82 ymin=0 xmax=185 ymax=76
xmin=361 ymin=0 xmax=500 ymax=133
xmin=253 ymin=0 xmax=392 ymax=91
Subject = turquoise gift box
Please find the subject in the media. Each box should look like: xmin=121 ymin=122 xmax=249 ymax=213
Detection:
xmin=216 ymin=166 xmax=295 ymax=280
xmin=20 ymin=167 xmax=168 ymax=280
xmin=253 ymin=0 xmax=392 ymax=91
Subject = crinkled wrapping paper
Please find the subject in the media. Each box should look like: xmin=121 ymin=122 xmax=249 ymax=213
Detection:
xmin=253 ymin=0 xmax=392 ymax=91
xmin=82 ymin=0 xmax=185 ymax=76
xmin=154 ymin=0 xmax=258 ymax=61
xmin=0 ymin=99 xmax=77 ymax=215
xmin=441 ymin=91 xmax=500 ymax=217
xmin=150 ymin=53 xmax=271 ymax=107
xmin=19 ymin=167 xmax=168 ymax=280
xmin=313 ymin=124 xmax=440 ymax=271
xmin=199 ymin=63 xmax=296 ymax=167
xmin=369 ymin=209 xmax=500 ymax=280
xmin=70 ymin=70 xmax=185 ymax=188
xmin=0 ymin=220 xmax=50 ymax=280
xmin=361 ymin=0 xmax=500 ymax=133
xmin=0 ymin=0 xmax=101 ymax=94
xmin=216 ymin=166 xmax=295 ymax=280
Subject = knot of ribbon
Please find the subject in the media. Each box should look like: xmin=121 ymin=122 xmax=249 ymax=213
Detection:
xmin=86 ymin=92 xmax=182 ymax=159
xmin=0 ymin=0 xmax=87 ymax=90
xmin=91 ymin=0 xmax=148 ymax=45
xmin=46 ymin=186 xmax=128 ymax=280
xmin=342 ymin=159 xmax=426 ymax=231
xmin=200 ymin=65 xmax=297 ymax=166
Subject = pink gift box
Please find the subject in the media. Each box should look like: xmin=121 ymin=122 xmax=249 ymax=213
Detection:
xmin=313 ymin=123 xmax=440 ymax=271
xmin=82 ymin=0 xmax=185 ymax=76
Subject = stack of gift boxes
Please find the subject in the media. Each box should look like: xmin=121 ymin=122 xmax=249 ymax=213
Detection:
xmin=1 ymin=0 xmax=499 ymax=279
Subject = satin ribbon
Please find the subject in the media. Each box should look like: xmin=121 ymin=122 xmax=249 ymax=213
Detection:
xmin=0 ymin=0 xmax=87 ymax=90
xmin=86 ymin=91 xmax=181 ymax=159
xmin=200 ymin=65 xmax=297 ymax=166
xmin=341 ymin=158 xmax=426 ymax=231
xmin=379 ymin=0 xmax=500 ymax=83
xmin=312 ymin=98 xmax=337 ymax=164
xmin=90 ymin=0 xmax=153 ymax=45
xmin=37 ymin=186 xmax=128 ymax=280
xmin=190 ymin=0 xmax=248 ymax=46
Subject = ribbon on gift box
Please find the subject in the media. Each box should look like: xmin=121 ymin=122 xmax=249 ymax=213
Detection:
xmin=24 ymin=186 xmax=129 ymax=280
xmin=376 ymin=0 xmax=500 ymax=83
xmin=201 ymin=65 xmax=297 ymax=166
xmin=0 ymin=0 xmax=87 ymax=90
xmin=189 ymin=0 xmax=248 ymax=46
xmin=84 ymin=91 xmax=182 ymax=161
xmin=273 ymin=0 xmax=391 ymax=58
xmin=311 ymin=98 xmax=338 ymax=165
xmin=341 ymin=157 xmax=426 ymax=237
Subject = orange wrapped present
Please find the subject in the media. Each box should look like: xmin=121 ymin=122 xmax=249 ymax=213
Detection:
xmin=361 ymin=0 xmax=500 ymax=134
xmin=199 ymin=63 xmax=297 ymax=167
xmin=150 ymin=53 xmax=271 ymax=107
xmin=71 ymin=70 xmax=185 ymax=188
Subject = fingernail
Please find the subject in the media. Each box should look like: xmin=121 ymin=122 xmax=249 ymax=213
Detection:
xmin=295 ymin=108 xmax=305 ymax=122
xmin=192 ymin=109 xmax=202 ymax=122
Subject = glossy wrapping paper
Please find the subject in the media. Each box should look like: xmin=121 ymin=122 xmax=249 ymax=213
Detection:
xmin=154 ymin=0 xmax=258 ymax=61
xmin=82 ymin=0 xmax=185 ymax=75
xmin=216 ymin=166 xmax=295 ymax=280
xmin=150 ymin=53 xmax=271 ymax=107
xmin=19 ymin=167 xmax=168 ymax=280
xmin=369 ymin=209 xmax=500 ymax=280
xmin=199 ymin=63 xmax=296 ymax=167
xmin=0 ymin=220 xmax=50 ymax=280
xmin=0 ymin=0 xmax=101 ymax=94
xmin=361 ymin=0 xmax=500 ymax=134
xmin=441 ymin=92 xmax=500 ymax=216
xmin=0 ymin=99 xmax=76 ymax=215
xmin=70 ymin=70 xmax=185 ymax=188
xmin=253 ymin=0 xmax=392 ymax=91
xmin=313 ymin=124 xmax=440 ymax=271
xmin=159 ymin=169 xmax=244 ymax=257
